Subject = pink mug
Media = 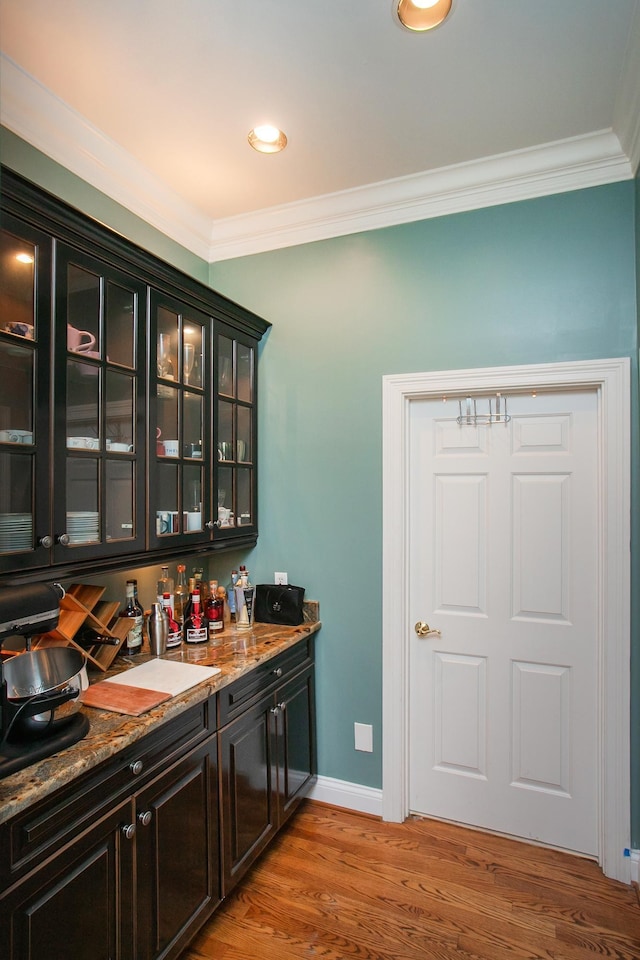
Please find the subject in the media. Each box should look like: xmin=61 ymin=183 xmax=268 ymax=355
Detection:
xmin=67 ymin=324 xmax=96 ymax=353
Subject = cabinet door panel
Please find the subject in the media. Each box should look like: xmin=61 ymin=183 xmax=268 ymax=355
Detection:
xmin=0 ymin=799 xmax=135 ymax=960
xmin=278 ymin=665 xmax=317 ymax=823
xmin=0 ymin=214 xmax=51 ymax=573
xmin=135 ymin=738 xmax=219 ymax=960
xmin=220 ymin=698 xmax=276 ymax=894
xmin=52 ymin=243 xmax=146 ymax=563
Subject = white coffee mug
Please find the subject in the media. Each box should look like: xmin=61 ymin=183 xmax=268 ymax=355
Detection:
xmin=163 ymin=439 xmax=179 ymax=457
xmin=106 ymin=440 xmax=133 ymax=452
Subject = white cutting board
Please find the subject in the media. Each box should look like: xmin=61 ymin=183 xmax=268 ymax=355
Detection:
xmin=103 ymin=659 xmax=220 ymax=696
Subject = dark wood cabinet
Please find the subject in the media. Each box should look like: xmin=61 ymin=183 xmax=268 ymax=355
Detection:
xmin=220 ymin=641 xmax=316 ymax=894
xmin=0 ymin=797 xmax=136 ymax=960
xmin=0 ymin=168 xmax=269 ymax=582
xmin=135 ymin=736 xmax=220 ymax=960
xmin=0 ymin=636 xmax=317 ymax=960
xmin=0 ymin=700 xmax=218 ymax=960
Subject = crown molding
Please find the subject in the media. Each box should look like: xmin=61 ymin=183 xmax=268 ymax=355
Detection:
xmin=614 ymin=0 xmax=640 ymax=175
xmin=0 ymin=53 xmax=634 ymax=265
xmin=0 ymin=54 xmax=212 ymax=259
xmin=209 ymin=130 xmax=632 ymax=261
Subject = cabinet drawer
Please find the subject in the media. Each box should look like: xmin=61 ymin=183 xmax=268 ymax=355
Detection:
xmin=219 ymin=637 xmax=313 ymax=726
xmin=0 ymin=697 xmax=213 ymax=888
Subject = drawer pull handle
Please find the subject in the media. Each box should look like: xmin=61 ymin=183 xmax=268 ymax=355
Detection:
xmin=121 ymin=823 xmax=136 ymax=840
xmin=138 ymin=810 xmax=153 ymax=827
xmin=273 ymin=667 xmax=283 ymax=678
xmin=130 ymin=760 xmax=144 ymax=776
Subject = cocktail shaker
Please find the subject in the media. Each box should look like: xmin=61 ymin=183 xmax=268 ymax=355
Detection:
xmin=148 ymin=602 xmax=169 ymax=656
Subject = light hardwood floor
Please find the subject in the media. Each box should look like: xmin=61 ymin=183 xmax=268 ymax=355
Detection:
xmin=184 ymin=800 xmax=640 ymax=960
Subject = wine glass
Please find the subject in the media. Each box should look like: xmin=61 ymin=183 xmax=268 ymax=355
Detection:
xmin=157 ymin=333 xmax=173 ymax=378
xmin=183 ymin=343 xmax=195 ymax=385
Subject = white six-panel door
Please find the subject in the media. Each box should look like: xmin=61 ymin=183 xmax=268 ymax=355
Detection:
xmin=408 ymin=390 xmax=598 ymax=854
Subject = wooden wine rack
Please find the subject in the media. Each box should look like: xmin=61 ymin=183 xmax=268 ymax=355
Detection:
xmin=33 ymin=583 xmax=133 ymax=672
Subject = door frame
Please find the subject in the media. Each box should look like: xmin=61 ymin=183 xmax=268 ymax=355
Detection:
xmin=381 ymin=358 xmax=631 ymax=883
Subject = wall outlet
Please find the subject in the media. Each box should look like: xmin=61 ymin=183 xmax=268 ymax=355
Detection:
xmin=274 ymin=572 xmax=288 ymax=585
xmin=354 ymin=722 xmax=373 ymax=753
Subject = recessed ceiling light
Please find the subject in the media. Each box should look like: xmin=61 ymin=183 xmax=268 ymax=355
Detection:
xmin=396 ymin=0 xmax=452 ymax=32
xmin=248 ymin=124 xmax=288 ymax=154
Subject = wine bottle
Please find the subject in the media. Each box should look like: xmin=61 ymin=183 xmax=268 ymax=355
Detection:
xmin=184 ymin=590 xmax=207 ymax=644
xmin=161 ymin=592 xmax=182 ymax=647
xmin=119 ymin=579 xmax=144 ymax=655
xmin=205 ymin=580 xmax=224 ymax=641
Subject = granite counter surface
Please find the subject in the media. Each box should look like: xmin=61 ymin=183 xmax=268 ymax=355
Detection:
xmin=0 ymin=616 xmax=321 ymax=825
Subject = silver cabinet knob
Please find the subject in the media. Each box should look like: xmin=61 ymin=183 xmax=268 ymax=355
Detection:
xmin=130 ymin=759 xmax=144 ymax=776
xmin=56 ymin=533 xmax=70 ymax=546
xmin=121 ymin=823 xmax=136 ymax=840
xmin=272 ymin=667 xmax=283 ymax=678
xmin=138 ymin=810 xmax=152 ymax=827
xmin=206 ymin=519 xmax=220 ymax=529
xmin=38 ymin=535 xmax=53 ymax=548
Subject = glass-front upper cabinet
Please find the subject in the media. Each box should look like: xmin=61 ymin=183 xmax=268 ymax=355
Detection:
xmin=215 ymin=325 xmax=257 ymax=540
xmin=150 ymin=291 xmax=211 ymax=547
xmin=52 ymin=244 xmax=147 ymax=563
xmin=0 ymin=215 xmax=52 ymax=572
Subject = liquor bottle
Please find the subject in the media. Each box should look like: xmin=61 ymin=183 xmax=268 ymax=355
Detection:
xmin=226 ymin=569 xmax=238 ymax=621
xmin=184 ymin=589 xmax=207 ymax=644
xmin=235 ymin=566 xmax=255 ymax=630
xmin=193 ymin=567 xmax=209 ymax=605
xmin=217 ymin=582 xmax=230 ymax=625
xmin=174 ymin=563 xmax=189 ymax=625
xmin=205 ymin=580 xmax=224 ymax=641
xmin=119 ymin=579 xmax=144 ymax=655
xmin=156 ymin=564 xmax=174 ymax=611
xmin=161 ymin=592 xmax=182 ymax=647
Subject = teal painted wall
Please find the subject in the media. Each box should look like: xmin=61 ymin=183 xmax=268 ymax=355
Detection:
xmin=209 ymin=184 xmax=639 ymax=838
xmin=1 ymin=130 xmax=638 ymax=845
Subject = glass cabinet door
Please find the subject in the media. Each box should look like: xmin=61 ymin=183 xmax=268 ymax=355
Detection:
xmin=0 ymin=216 xmax=52 ymax=572
xmin=150 ymin=292 xmax=210 ymax=546
xmin=53 ymin=245 xmax=146 ymax=562
xmin=215 ymin=328 xmax=256 ymax=538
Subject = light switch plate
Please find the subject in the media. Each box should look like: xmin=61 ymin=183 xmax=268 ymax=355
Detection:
xmin=274 ymin=572 xmax=288 ymax=585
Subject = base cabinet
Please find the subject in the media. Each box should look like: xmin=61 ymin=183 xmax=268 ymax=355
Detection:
xmin=0 ymin=703 xmax=218 ymax=960
xmin=0 ymin=636 xmax=316 ymax=959
xmin=1 ymin=798 xmax=135 ymax=960
xmin=135 ymin=737 xmax=220 ymax=960
xmin=220 ymin=649 xmax=316 ymax=895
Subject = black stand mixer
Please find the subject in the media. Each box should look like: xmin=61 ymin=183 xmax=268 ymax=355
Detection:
xmin=0 ymin=583 xmax=90 ymax=779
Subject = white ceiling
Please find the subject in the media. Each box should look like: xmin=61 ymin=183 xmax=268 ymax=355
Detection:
xmin=1 ymin=0 xmax=639 ymax=261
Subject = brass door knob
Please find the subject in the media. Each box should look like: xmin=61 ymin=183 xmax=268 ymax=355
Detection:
xmin=414 ymin=621 xmax=441 ymax=637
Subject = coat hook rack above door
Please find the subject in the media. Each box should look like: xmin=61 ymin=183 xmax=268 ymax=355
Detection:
xmin=457 ymin=394 xmax=511 ymax=425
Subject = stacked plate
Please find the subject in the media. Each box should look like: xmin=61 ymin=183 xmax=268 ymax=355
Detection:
xmin=0 ymin=513 xmax=33 ymax=552
xmin=66 ymin=511 xmax=99 ymax=544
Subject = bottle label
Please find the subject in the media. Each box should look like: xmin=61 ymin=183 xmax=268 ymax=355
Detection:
xmin=127 ymin=615 xmax=143 ymax=650
xmin=208 ymin=620 xmax=224 ymax=637
xmin=186 ymin=626 xmax=207 ymax=644
xmin=166 ymin=628 xmax=182 ymax=647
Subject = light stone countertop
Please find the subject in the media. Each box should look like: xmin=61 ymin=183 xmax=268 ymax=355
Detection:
xmin=0 ymin=610 xmax=321 ymax=826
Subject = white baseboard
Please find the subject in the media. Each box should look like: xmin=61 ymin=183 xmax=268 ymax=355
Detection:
xmin=629 ymin=848 xmax=640 ymax=886
xmin=308 ymin=776 xmax=383 ymax=817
